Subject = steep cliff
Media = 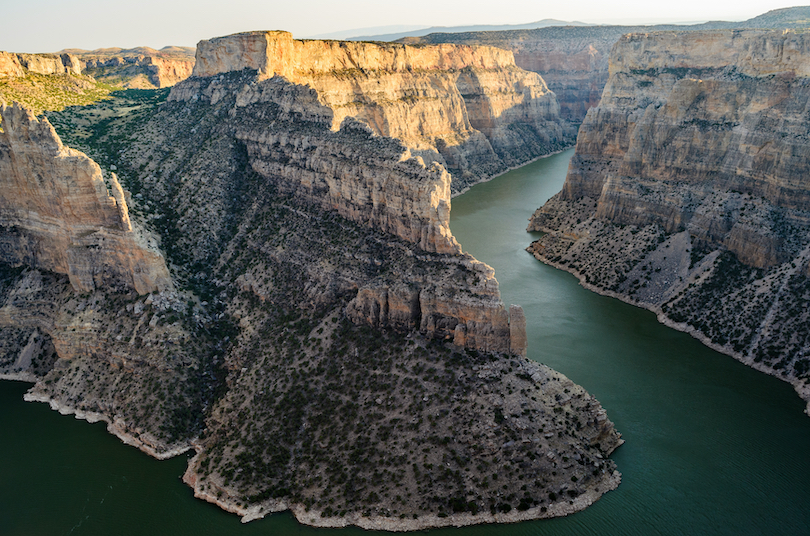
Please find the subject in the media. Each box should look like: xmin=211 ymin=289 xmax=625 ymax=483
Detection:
xmin=189 ymin=31 xmax=570 ymax=193
xmin=0 ymin=30 xmax=622 ymax=530
xmin=403 ymin=7 xmax=810 ymax=123
xmin=1 ymin=47 xmax=195 ymax=90
xmin=0 ymin=52 xmax=82 ymax=76
xmin=528 ymin=29 xmax=810 ymax=411
xmin=74 ymin=46 xmax=195 ymax=88
xmin=0 ymin=103 xmax=170 ymax=294
xmin=0 ymin=103 xmax=212 ymax=458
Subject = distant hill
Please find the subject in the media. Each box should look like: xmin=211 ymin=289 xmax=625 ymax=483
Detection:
xmin=57 ymin=46 xmax=195 ymax=59
xmin=306 ymin=25 xmax=429 ymax=40
xmin=735 ymin=5 xmax=810 ymax=28
xmin=344 ymin=19 xmax=591 ymax=42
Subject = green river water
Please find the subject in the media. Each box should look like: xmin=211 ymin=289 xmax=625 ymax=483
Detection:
xmin=2 ymin=148 xmax=809 ymax=535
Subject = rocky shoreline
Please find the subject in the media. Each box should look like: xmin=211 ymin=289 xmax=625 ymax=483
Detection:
xmin=182 ymin=447 xmax=621 ymax=531
xmin=21 ymin=388 xmax=194 ymax=460
xmin=527 ymin=246 xmax=810 ymax=416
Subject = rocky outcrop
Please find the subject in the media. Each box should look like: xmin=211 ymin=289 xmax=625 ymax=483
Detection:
xmin=0 ymin=52 xmax=24 ymax=77
xmin=16 ymin=53 xmax=82 ymax=75
xmin=0 ymin=30 xmax=622 ymax=530
xmin=186 ymin=31 xmax=570 ymax=192
xmin=78 ymin=47 xmax=195 ymax=88
xmin=403 ymin=7 xmax=810 ymax=123
xmin=0 ymin=52 xmax=82 ymax=77
xmin=0 ymin=103 xmax=171 ymax=294
xmin=0 ymin=46 xmax=196 ymax=88
xmin=528 ymin=29 xmax=810 ymax=411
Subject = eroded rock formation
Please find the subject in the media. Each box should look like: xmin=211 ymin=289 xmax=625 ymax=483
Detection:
xmin=187 ymin=31 xmax=570 ymax=193
xmin=0 ymin=103 xmax=171 ymax=294
xmin=528 ymin=29 xmax=810 ymax=411
xmin=77 ymin=47 xmax=195 ymax=88
xmin=0 ymin=52 xmax=81 ymax=77
xmin=403 ymin=7 xmax=810 ymax=123
xmin=0 ymin=47 xmax=195 ymax=89
xmin=0 ymin=30 xmax=622 ymax=530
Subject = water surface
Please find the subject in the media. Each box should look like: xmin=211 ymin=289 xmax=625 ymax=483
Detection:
xmin=2 ymin=148 xmax=809 ymax=535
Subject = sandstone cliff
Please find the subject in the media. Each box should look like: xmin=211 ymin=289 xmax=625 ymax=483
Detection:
xmin=75 ymin=46 xmax=195 ymax=88
xmin=165 ymin=64 xmax=518 ymax=354
xmin=187 ymin=31 xmax=570 ymax=193
xmin=0 ymin=104 xmax=206 ymax=459
xmin=0 ymin=30 xmax=622 ymax=530
xmin=1 ymin=47 xmax=195 ymax=89
xmin=0 ymin=103 xmax=171 ymax=294
xmin=528 ymin=29 xmax=810 ymax=411
xmin=0 ymin=52 xmax=82 ymax=77
xmin=403 ymin=7 xmax=810 ymax=123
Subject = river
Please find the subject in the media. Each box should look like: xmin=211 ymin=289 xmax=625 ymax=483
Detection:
xmin=2 ymin=148 xmax=809 ymax=535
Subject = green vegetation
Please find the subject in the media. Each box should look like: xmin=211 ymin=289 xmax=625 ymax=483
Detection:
xmin=0 ymin=73 xmax=120 ymax=115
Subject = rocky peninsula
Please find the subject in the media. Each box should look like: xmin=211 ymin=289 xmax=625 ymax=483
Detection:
xmin=0 ymin=31 xmax=621 ymax=530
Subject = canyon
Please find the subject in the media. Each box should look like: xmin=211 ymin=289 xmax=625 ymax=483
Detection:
xmin=187 ymin=31 xmax=572 ymax=193
xmin=403 ymin=6 xmax=810 ymax=123
xmin=0 ymin=47 xmax=195 ymax=89
xmin=0 ymin=31 xmax=621 ymax=530
xmin=528 ymin=29 xmax=810 ymax=412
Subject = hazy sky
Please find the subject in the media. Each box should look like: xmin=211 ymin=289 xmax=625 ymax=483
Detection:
xmin=1 ymin=0 xmax=804 ymax=52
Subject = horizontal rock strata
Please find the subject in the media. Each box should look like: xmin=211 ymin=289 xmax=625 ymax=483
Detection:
xmin=528 ymin=29 xmax=810 ymax=412
xmin=1 ymin=29 xmax=622 ymax=531
xmin=0 ymin=103 xmax=171 ymax=294
xmin=1 ymin=47 xmax=195 ymax=89
xmin=0 ymin=52 xmax=82 ymax=77
xmin=165 ymin=68 xmax=517 ymax=353
xmin=403 ymin=7 xmax=810 ymax=123
xmin=185 ymin=31 xmax=570 ymax=192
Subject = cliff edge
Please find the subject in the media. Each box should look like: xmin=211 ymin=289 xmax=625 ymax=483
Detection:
xmin=0 ymin=103 xmax=170 ymax=294
xmin=528 ymin=29 xmax=810 ymax=412
xmin=185 ymin=31 xmax=571 ymax=193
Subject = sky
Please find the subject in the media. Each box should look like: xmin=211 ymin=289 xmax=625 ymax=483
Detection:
xmin=0 ymin=0 xmax=805 ymax=52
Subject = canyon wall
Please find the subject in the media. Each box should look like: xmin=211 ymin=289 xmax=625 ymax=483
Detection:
xmin=0 ymin=52 xmax=82 ymax=77
xmin=0 ymin=103 xmax=171 ymax=294
xmin=109 ymin=33 xmax=619 ymax=526
xmin=167 ymin=57 xmax=522 ymax=354
xmin=1 ymin=48 xmax=195 ymax=88
xmin=78 ymin=47 xmax=195 ymax=88
xmin=0 ymin=30 xmax=622 ymax=529
xmin=188 ymin=31 xmax=571 ymax=193
xmin=403 ymin=7 xmax=810 ymax=123
xmin=528 ymin=29 xmax=810 ymax=410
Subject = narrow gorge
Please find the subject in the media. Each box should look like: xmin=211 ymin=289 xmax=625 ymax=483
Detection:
xmin=0 ymin=31 xmax=621 ymax=530
xmin=528 ymin=29 xmax=810 ymax=412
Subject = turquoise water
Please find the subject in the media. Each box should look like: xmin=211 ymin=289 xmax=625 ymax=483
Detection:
xmin=2 ymin=148 xmax=809 ymax=535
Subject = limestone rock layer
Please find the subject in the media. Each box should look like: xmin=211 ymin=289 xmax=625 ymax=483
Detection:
xmin=402 ymin=8 xmax=810 ymax=123
xmin=183 ymin=31 xmax=570 ymax=193
xmin=0 ymin=103 xmax=170 ymax=294
xmin=528 ymin=29 xmax=810 ymax=410
xmin=0 ymin=30 xmax=622 ymax=529
xmin=161 ymin=69 xmax=521 ymax=354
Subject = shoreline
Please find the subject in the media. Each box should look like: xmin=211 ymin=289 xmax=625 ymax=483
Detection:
xmin=182 ymin=448 xmax=621 ymax=531
xmin=5 ymin=368 xmax=624 ymax=532
xmin=451 ymin=146 xmax=574 ymax=199
xmin=20 ymin=388 xmax=195 ymax=460
xmin=529 ymin=249 xmax=810 ymax=416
